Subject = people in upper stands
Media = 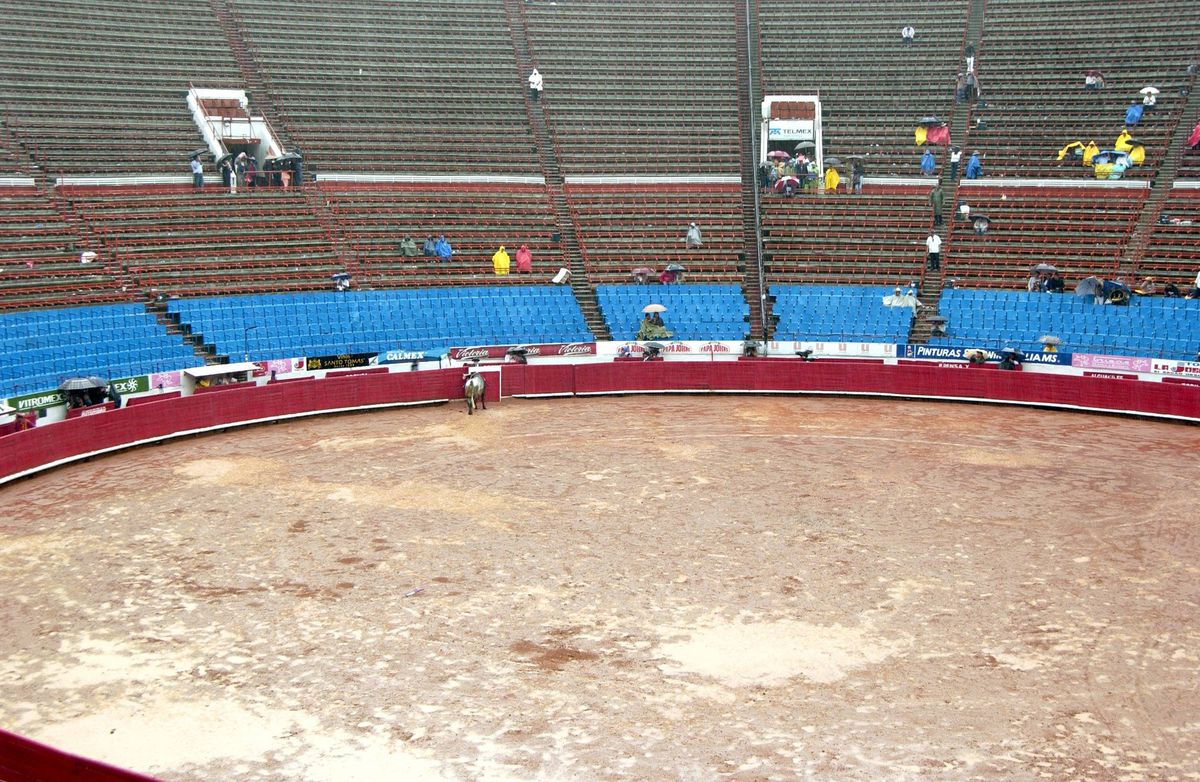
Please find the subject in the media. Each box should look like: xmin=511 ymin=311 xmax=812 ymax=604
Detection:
xmin=190 ymin=155 xmax=203 ymax=190
xmin=422 ymin=235 xmax=437 ymax=256
xmin=965 ymin=71 xmax=980 ymax=103
xmin=245 ymin=155 xmax=258 ymax=188
xmin=492 ymin=245 xmax=511 ymax=275
xmin=1027 ymin=272 xmax=1039 ymax=292
xmin=955 ymin=73 xmax=967 ymax=103
xmin=399 ymin=235 xmax=419 ymax=256
xmin=434 ymin=235 xmax=453 ymax=262
xmin=1163 ymin=281 xmax=1181 ymax=297
xmin=1083 ymin=70 xmax=1105 ymax=91
xmin=515 ymin=244 xmax=533 ymax=273
xmin=233 ymin=152 xmax=247 ymax=193
xmin=528 ymin=68 xmax=544 ymax=102
xmin=1137 ymin=276 xmax=1157 ymax=296
xmin=964 ymin=43 xmax=975 ymax=75
xmin=685 ymin=222 xmax=703 ymax=248
xmin=925 ymin=230 xmax=942 ymax=271
xmin=901 ymin=25 xmax=915 ymax=44
xmin=823 ymin=165 xmax=840 ymax=193
xmin=1047 ymin=273 xmax=1065 ymax=293
xmin=636 ymin=313 xmax=671 ymax=340
xmin=1142 ymin=87 xmax=1158 ymax=109
xmin=965 ymin=151 xmax=983 ymax=179
xmin=219 ymin=157 xmax=232 ymax=190
xmin=921 ymin=148 xmax=936 ymax=176
xmin=948 ymin=146 xmax=962 ymax=179
xmin=1125 ymin=101 xmax=1144 ymax=127
xmin=957 ymin=200 xmax=971 ymax=223
xmin=929 ymin=184 xmax=944 ymax=225
xmin=851 ymin=160 xmax=865 ymax=194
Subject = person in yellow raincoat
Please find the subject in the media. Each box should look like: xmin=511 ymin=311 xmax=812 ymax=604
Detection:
xmin=1056 ymin=141 xmax=1084 ymax=161
xmin=824 ymin=166 xmax=840 ymax=193
xmin=1114 ymin=130 xmax=1133 ymax=153
xmin=914 ymin=126 xmax=928 ymax=145
xmin=491 ymin=245 xmax=511 ymax=275
xmin=1128 ymin=143 xmax=1145 ymax=165
xmin=1082 ymin=141 xmax=1100 ymax=167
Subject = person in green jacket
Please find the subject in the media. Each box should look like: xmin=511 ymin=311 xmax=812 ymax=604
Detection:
xmin=929 ymin=184 xmax=945 ymax=225
xmin=398 ymin=235 xmax=419 ymax=256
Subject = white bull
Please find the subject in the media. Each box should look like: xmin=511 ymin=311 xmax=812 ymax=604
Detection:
xmin=464 ymin=371 xmax=487 ymax=415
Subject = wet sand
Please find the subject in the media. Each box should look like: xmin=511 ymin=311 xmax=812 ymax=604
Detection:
xmin=1 ymin=396 xmax=1198 ymax=781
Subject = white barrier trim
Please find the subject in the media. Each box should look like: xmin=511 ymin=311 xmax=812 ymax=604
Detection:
xmin=318 ymin=173 xmax=545 ymax=185
xmin=0 ymin=177 xmax=36 ymax=187
xmin=564 ymin=176 xmax=741 ymax=185
xmin=55 ymin=175 xmax=194 ymax=187
xmin=1173 ymin=180 xmax=1200 ymax=190
xmin=962 ymin=178 xmax=1149 ymax=189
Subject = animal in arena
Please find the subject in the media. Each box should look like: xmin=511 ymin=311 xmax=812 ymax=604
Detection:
xmin=464 ymin=371 xmax=487 ymax=415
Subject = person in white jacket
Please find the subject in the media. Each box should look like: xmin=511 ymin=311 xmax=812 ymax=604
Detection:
xmin=528 ymin=69 xmax=544 ymax=102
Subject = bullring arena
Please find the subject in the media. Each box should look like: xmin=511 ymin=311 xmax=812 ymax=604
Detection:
xmin=2 ymin=390 xmax=1199 ymax=781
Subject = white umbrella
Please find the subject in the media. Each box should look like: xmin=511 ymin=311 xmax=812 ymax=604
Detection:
xmin=1139 ymin=86 xmax=1160 ymax=95
xmin=642 ymin=304 xmax=667 ymax=314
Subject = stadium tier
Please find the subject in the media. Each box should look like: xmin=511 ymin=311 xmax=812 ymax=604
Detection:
xmin=167 ymin=286 xmax=592 ymax=362
xmin=933 ymin=288 xmax=1200 ymax=359
xmin=771 ymin=284 xmax=917 ymax=343
xmin=0 ymin=304 xmax=201 ymax=397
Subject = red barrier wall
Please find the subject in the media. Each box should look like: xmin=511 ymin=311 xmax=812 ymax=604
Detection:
xmin=1 ymin=358 xmax=1199 ymax=781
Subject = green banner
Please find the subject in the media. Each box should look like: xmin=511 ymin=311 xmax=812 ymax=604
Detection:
xmin=109 ymin=375 xmax=150 ymax=395
xmin=7 ymin=389 xmax=67 ymax=411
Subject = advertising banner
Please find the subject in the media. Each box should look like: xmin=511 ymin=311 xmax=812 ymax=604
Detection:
xmin=6 ymin=389 xmax=66 ymax=412
xmin=306 ymin=352 xmax=377 ymax=371
xmin=787 ymin=341 xmax=895 ymax=359
xmin=377 ymin=349 xmax=428 ymax=365
xmin=253 ymin=358 xmax=304 ymax=377
xmin=109 ymin=375 xmax=150 ymax=395
xmin=1151 ymin=358 xmax=1200 ymax=378
xmin=1071 ymin=353 xmax=1152 ymax=373
xmin=149 ymin=370 xmax=182 ymax=390
xmin=767 ymin=120 xmax=815 ymax=141
xmin=449 ymin=342 xmax=597 ymax=362
xmin=900 ymin=344 xmax=1070 ymax=366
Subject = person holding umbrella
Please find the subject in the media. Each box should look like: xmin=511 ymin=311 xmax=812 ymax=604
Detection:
xmin=1141 ymin=86 xmax=1159 ymax=109
xmin=823 ymin=164 xmax=840 ymax=194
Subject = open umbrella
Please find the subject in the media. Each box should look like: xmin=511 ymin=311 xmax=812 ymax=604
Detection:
xmin=918 ymin=115 xmax=943 ymax=126
xmin=824 ymin=156 xmax=842 ymax=167
xmin=665 ymin=263 xmax=686 ymax=273
xmin=59 ymin=376 xmax=107 ymax=391
xmin=642 ymin=342 xmax=665 ymax=359
xmin=1075 ymin=276 xmax=1103 ymax=298
xmin=767 ymin=150 xmax=791 ymax=160
xmin=642 ymin=304 xmax=667 ymax=314
xmin=999 ymin=347 xmax=1025 ymax=360
xmin=794 ymin=141 xmax=816 ymax=151
xmin=1032 ymin=263 xmax=1058 ymax=274
xmin=1039 ymin=335 xmax=1062 ymax=346
xmin=1083 ymin=69 xmax=1105 ymax=78
xmin=1139 ymin=86 xmax=1160 ymax=95
xmin=774 ymin=175 xmax=801 ymax=194
xmin=631 ymin=266 xmax=654 ymax=276
xmin=188 ymin=148 xmax=208 ymax=160
xmin=215 ymin=151 xmax=235 ymax=168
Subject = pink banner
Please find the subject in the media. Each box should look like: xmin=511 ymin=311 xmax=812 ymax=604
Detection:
xmin=449 ymin=342 xmax=596 ymax=361
xmin=149 ymin=370 xmax=182 ymax=390
xmin=1071 ymin=353 xmax=1152 ymax=373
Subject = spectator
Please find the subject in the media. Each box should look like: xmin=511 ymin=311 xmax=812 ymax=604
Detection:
xmin=245 ymin=155 xmax=258 ymax=189
xmin=929 ymin=184 xmax=944 ymax=225
xmin=685 ymin=222 xmax=703 ymax=248
xmin=219 ymin=157 xmax=232 ymax=190
xmin=1137 ymin=276 xmax=1157 ymax=295
xmin=851 ymin=160 xmax=865 ymax=194
xmin=1164 ymin=281 xmax=1181 ymax=297
xmin=422 ymin=235 xmax=437 ymax=257
xmin=1084 ymin=71 xmax=1105 ymax=90
xmin=948 ymin=146 xmax=962 ymax=180
xmin=399 ymin=235 xmax=419 ymax=257
xmin=823 ymin=165 xmax=840 ymax=193
xmin=491 ymin=245 xmax=511 ymax=275
xmin=434 ymin=234 xmax=453 ymax=262
xmin=964 ymin=43 xmax=976 ymax=75
xmin=957 ymin=201 xmax=971 ymax=223
xmin=1125 ymin=101 xmax=1144 ymax=127
xmin=965 ymin=71 xmax=980 ymax=102
xmin=955 ymin=73 xmax=967 ymax=102
xmin=515 ymin=243 xmax=533 ymax=273
xmin=1142 ymin=87 xmax=1158 ymax=108
xmin=528 ymin=68 xmax=543 ymax=102
xmin=233 ymin=152 xmax=247 ymax=193
xmin=926 ymin=231 xmax=942 ymax=271
xmin=921 ymin=148 xmax=936 ymax=176
xmin=190 ymin=155 xmax=203 ymax=190
xmin=1027 ymin=272 xmax=1039 ymax=292
xmin=1047 ymin=273 xmax=1065 ymax=293
xmin=901 ymin=25 xmax=915 ymax=44
xmin=965 ymin=151 xmax=983 ymax=179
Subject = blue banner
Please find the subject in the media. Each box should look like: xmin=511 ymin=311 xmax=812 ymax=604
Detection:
xmin=898 ymin=344 xmax=1072 ymax=366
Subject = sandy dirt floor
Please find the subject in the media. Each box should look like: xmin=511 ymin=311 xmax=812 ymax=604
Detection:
xmin=1 ymin=396 xmax=1199 ymax=782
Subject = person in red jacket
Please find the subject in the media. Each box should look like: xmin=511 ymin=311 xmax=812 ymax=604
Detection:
xmin=515 ymin=244 xmax=533 ymax=273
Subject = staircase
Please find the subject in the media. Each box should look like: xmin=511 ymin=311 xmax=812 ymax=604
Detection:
xmin=302 ymin=187 xmax=358 ymax=284
xmin=207 ymin=0 xmax=297 ymax=151
xmin=908 ymin=0 xmax=985 ymax=345
xmin=734 ymin=0 xmax=767 ymax=339
xmin=145 ymin=298 xmax=224 ymax=365
xmin=1121 ymin=71 xmax=1200 ymax=275
xmin=504 ymin=0 xmax=609 ymax=340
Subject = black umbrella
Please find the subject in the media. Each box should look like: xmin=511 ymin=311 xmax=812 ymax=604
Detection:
xmin=919 ymin=116 xmax=943 ymax=126
xmin=215 ymin=152 xmax=235 ymax=167
xmin=999 ymin=347 xmax=1025 ymax=360
xmin=642 ymin=342 xmax=665 ymax=359
xmin=506 ymin=346 xmax=529 ymax=357
xmin=665 ymin=263 xmax=686 ymax=272
xmin=59 ymin=376 xmax=107 ymax=391
xmin=188 ymin=148 xmax=208 ymax=160
xmin=1032 ymin=263 xmax=1057 ymax=273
